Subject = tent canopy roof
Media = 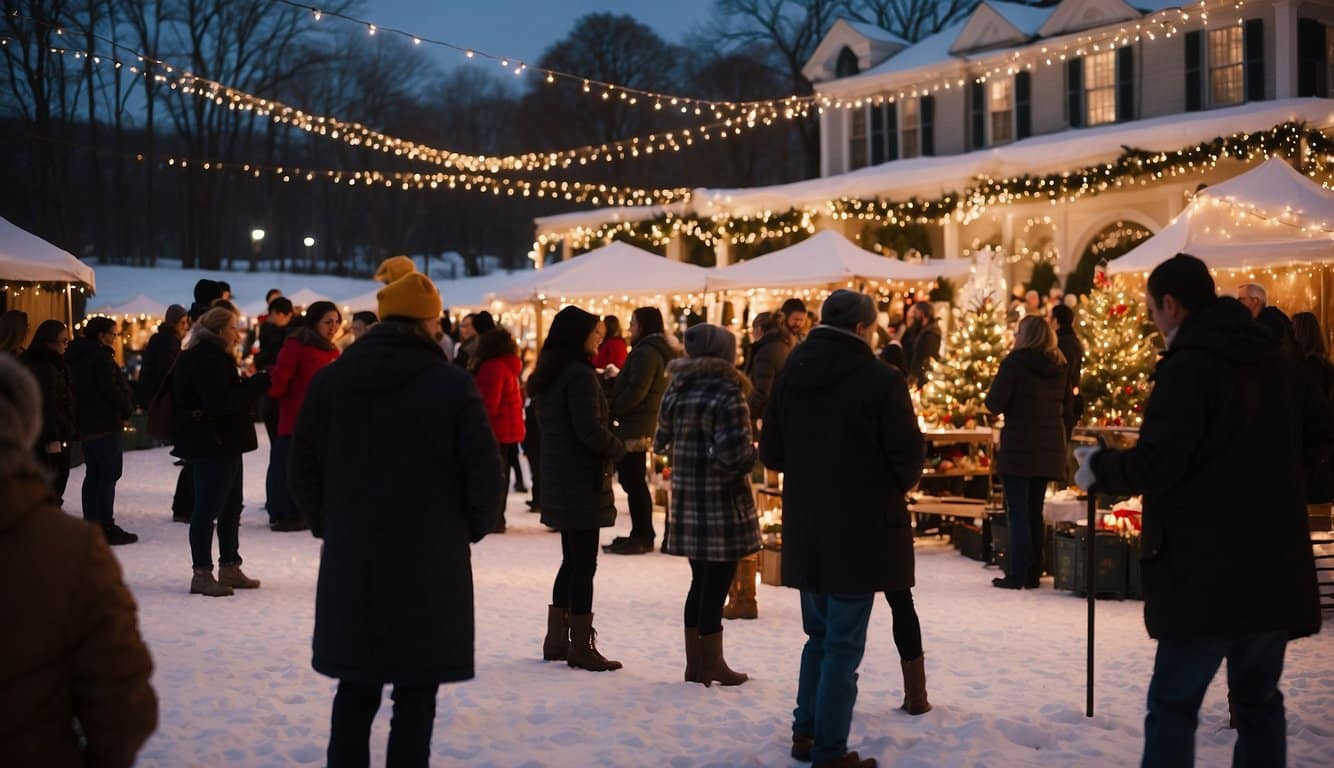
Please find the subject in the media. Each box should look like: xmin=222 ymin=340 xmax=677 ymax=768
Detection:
xmin=705 ymin=230 xmax=973 ymax=291
xmin=0 ymin=216 xmax=95 ymax=289
xmin=87 ymin=294 xmax=168 ymax=319
xmin=495 ymin=241 xmax=709 ymax=303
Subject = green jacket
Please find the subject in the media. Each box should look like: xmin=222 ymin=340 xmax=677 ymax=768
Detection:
xmin=610 ymin=333 xmax=678 ymax=441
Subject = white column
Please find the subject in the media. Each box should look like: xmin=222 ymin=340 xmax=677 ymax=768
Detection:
xmin=819 ymin=109 xmax=831 ymax=178
xmin=560 ymin=237 xmax=573 ymax=265
xmin=714 ymin=239 xmax=732 ymax=268
xmin=943 ymin=218 xmax=960 ymax=260
xmin=1275 ymin=0 xmax=1297 ymax=99
xmin=1001 ymin=212 xmax=1016 ymax=262
xmin=665 ymin=233 xmax=684 ymax=262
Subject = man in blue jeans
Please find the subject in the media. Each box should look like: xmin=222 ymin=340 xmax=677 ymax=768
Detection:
xmin=1077 ymin=254 xmax=1325 ymax=767
xmin=761 ymin=291 xmax=925 ymax=768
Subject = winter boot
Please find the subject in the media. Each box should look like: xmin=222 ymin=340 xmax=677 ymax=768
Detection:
xmin=722 ymin=555 xmax=758 ymax=620
xmin=190 ymin=568 xmax=234 ymax=597
xmin=566 ymin=613 xmax=622 ymax=671
xmin=543 ymin=605 xmax=568 ymax=662
xmin=791 ymin=734 xmax=814 ymax=762
xmin=684 ymin=628 xmax=703 ymax=683
xmin=218 ymin=565 xmax=261 ymax=589
xmin=813 ymin=752 xmax=877 ymax=768
xmin=697 ymin=630 xmax=748 ymax=686
xmin=900 ymin=655 xmax=932 ymax=715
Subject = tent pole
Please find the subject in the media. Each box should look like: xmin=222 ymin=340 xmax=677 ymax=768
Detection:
xmin=66 ymin=284 xmax=73 ymax=327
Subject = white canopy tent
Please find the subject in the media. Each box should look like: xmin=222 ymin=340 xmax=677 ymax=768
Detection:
xmin=495 ymin=241 xmax=710 ymax=303
xmin=339 ymin=272 xmax=531 ymax=315
xmin=1109 ymin=158 xmax=1334 ymax=274
xmin=704 ymin=229 xmax=973 ymax=291
xmin=240 ymin=287 xmax=331 ymax=319
xmin=0 ymin=216 xmax=95 ymax=332
xmin=87 ymin=294 xmax=169 ymax=319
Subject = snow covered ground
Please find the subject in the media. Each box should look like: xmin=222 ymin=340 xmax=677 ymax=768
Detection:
xmin=75 ymin=439 xmax=1333 ymax=767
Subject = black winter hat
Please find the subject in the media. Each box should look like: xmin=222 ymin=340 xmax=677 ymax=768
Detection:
xmin=546 ymin=306 xmax=600 ymax=351
xmin=472 ymin=311 xmax=497 ymax=335
xmin=193 ymin=279 xmax=222 ymax=305
xmin=820 ymin=289 xmax=877 ymax=330
xmin=683 ymin=323 xmax=735 ymax=361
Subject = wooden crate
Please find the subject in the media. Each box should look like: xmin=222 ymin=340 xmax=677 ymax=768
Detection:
xmin=760 ymin=548 xmax=783 ymax=586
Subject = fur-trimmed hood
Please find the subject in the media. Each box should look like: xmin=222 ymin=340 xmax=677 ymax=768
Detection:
xmin=666 ymin=356 xmax=752 ymax=397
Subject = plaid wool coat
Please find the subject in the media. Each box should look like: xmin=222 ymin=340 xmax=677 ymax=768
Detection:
xmin=654 ymin=357 xmax=762 ymax=561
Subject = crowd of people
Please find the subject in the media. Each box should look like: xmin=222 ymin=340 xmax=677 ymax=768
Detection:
xmin=1 ymin=250 xmax=1330 ymax=767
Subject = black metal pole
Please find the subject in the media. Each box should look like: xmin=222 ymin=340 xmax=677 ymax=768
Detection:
xmin=1086 ymin=484 xmax=1096 ymax=718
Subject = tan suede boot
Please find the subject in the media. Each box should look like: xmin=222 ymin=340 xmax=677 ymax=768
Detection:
xmin=722 ymin=555 xmax=758 ymax=620
xmin=901 ymin=655 xmax=932 ymax=715
xmin=190 ymin=568 xmax=234 ymax=597
xmin=217 ymin=565 xmax=260 ymax=589
xmin=566 ymin=613 xmax=622 ymax=671
xmin=697 ymin=630 xmax=748 ymax=686
xmin=542 ymin=605 xmax=568 ymax=662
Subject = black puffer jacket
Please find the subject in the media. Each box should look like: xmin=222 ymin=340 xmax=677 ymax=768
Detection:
xmin=1091 ymin=298 xmax=1326 ymax=641
xmin=290 ymin=323 xmax=502 ymax=686
xmin=170 ymin=331 xmax=268 ymax=459
xmin=21 ymin=346 xmax=77 ymax=445
xmin=760 ymin=327 xmax=924 ymax=593
xmin=135 ymin=326 xmax=180 ymax=408
xmin=1302 ymin=354 xmax=1334 ymax=504
xmin=1056 ymin=326 xmax=1084 ymax=433
xmin=743 ymin=331 xmax=790 ymax=421
xmin=539 ymin=363 xmax=626 ymax=530
xmin=64 ymin=338 xmax=133 ymax=439
xmin=985 ymin=347 xmax=1068 ymax=480
xmin=609 ymin=333 xmax=678 ymax=441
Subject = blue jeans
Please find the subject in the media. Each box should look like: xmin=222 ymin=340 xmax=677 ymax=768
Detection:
xmin=266 ymin=435 xmax=293 ymax=523
xmin=191 ymin=456 xmax=244 ymax=570
xmin=794 ymin=592 xmax=875 ymax=763
xmin=1143 ymin=630 xmax=1288 ymax=768
xmin=81 ymin=433 xmax=123 ymax=528
xmin=1001 ymin=475 xmax=1047 ymax=583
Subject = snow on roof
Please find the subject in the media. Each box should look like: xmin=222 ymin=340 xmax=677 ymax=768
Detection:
xmin=855 ymin=21 xmax=968 ymax=79
xmin=843 ymin=20 xmax=909 ymax=46
xmin=87 ymin=294 xmax=169 ymax=319
xmin=496 ymin=241 xmax=709 ymax=303
xmin=986 ymin=1 xmax=1056 ymax=36
xmin=705 ymin=230 xmax=972 ymax=291
xmin=534 ymin=201 xmax=687 ymax=238
xmin=0 ymin=216 xmax=95 ymax=289
xmin=1130 ymin=0 xmax=1186 ymax=11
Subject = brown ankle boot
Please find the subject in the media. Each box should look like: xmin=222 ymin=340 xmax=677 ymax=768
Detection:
xmin=722 ymin=555 xmax=758 ymax=620
xmin=697 ymin=630 xmax=747 ymax=686
xmin=684 ymin=628 xmax=703 ymax=683
xmin=217 ymin=565 xmax=260 ymax=589
xmin=566 ymin=613 xmax=622 ymax=671
xmin=900 ymin=655 xmax=932 ymax=715
xmin=813 ymin=751 xmax=876 ymax=768
xmin=542 ymin=605 xmax=568 ymax=661
xmin=190 ymin=568 xmax=234 ymax=597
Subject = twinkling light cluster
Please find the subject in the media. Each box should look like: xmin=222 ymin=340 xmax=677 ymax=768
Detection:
xmin=1075 ymin=272 xmax=1160 ymax=427
xmin=920 ymin=298 xmax=1011 ymax=428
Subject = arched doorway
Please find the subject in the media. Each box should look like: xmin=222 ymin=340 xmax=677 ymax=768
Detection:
xmin=1066 ymin=221 xmax=1154 ymax=295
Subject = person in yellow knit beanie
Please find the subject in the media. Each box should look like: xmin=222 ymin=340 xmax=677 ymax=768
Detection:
xmin=377 ymin=272 xmax=442 ymax=323
xmin=373 ymin=254 xmax=417 ymax=285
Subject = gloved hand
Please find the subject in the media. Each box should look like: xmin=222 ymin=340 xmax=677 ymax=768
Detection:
xmin=1073 ymin=446 xmax=1100 ymax=491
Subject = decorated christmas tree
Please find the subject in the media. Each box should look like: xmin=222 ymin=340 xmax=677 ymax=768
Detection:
xmin=920 ymin=297 xmax=1010 ymax=429
xmin=1076 ymin=272 xmax=1160 ymax=427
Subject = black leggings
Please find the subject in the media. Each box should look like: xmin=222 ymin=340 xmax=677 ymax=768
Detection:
xmin=327 ymin=680 xmax=438 ymax=768
xmin=552 ymin=529 xmax=600 ymax=616
xmin=684 ymin=559 xmax=738 ymax=635
xmin=883 ymin=589 xmax=924 ymax=661
xmin=502 ymin=443 xmax=524 ymax=489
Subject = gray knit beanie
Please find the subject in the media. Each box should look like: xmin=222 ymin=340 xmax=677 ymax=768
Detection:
xmin=820 ymin=290 xmax=877 ymax=330
xmin=683 ymin=323 xmax=736 ymax=362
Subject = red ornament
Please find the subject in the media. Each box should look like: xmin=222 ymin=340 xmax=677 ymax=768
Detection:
xmin=1123 ymin=385 xmax=1135 ymax=395
xmin=942 ymin=414 xmax=954 ymax=424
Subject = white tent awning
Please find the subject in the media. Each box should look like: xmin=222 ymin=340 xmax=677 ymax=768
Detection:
xmin=496 ymin=241 xmax=709 ymax=303
xmin=0 ymin=216 xmax=95 ymax=289
xmin=704 ymin=230 xmax=972 ymax=291
xmin=87 ymin=294 xmax=169 ymax=319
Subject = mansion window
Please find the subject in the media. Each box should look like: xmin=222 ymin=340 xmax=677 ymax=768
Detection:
xmin=849 ymin=108 xmax=868 ymax=170
xmin=900 ymin=98 xmax=921 ymax=159
xmin=990 ymin=79 xmax=1013 ymax=144
xmin=1209 ymin=26 xmax=1245 ymax=106
xmin=1084 ymin=51 xmax=1117 ymax=126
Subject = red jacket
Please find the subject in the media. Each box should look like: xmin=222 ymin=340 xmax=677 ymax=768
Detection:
xmin=475 ymin=353 xmax=525 ymax=444
xmin=269 ymin=336 xmax=340 ymax=437
xmin=593 ymin=336 xmax=628 ymax=370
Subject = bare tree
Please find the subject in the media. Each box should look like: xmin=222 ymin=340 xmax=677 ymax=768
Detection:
xmin=852 ymin=0 xmax=980 ymax=43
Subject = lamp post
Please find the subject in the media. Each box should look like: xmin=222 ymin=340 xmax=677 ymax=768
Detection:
xmin=303 ymin=236 xmax=316 ymax=271
xmin=250 ymin=228 xmax=265 ymax=272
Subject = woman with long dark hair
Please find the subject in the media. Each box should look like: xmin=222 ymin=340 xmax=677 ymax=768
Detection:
xmin=173 ymin=306 xmax=270 ymax=596
xmin=21 ymin=320 xmax=76 ymax=503
xmin=985 ymin=315 xmax=1068 ymax=590
xmin=474 ymin=323 xmax=525 ymax=530
xmin=266 ymin=301 xmax=341 ymax=531
xmin=532 ymin=306 xmax=626 ymax=671
xmin=0 ymin=309 xmax=29 ymax=355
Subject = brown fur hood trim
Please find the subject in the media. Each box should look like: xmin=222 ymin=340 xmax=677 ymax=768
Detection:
xmin=666 ymin=356 xmax=752 ymax=397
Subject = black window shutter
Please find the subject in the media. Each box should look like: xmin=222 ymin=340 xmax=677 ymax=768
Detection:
xmin=921 ymin=95 xmax=935 ymax=156
xmin=1185 ymin=30 xmax=1203 ymax=111
xmin=870 ymin=105 xmax=885 ymax=165
xmin=1116 ymin=46 xmax=1134 ymax=122
xmin=1245 ymin=19 xmax=1265 ymax=101
xmin=885 ymin=102 xmax=899 ymax=161
xmin=1015 ymin=72 xmax=1031 ymax=140
xmin=1297 ymin=18 xmax=1329 ymax=97
xmin=970 ymin=80 xmax=986 ymax=149
xmin=1067 ymin=57 xmax=1084 ymax=128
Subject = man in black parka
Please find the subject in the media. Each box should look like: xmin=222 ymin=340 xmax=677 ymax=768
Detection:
xmin=761 ymin=290 xmax=924 ymax=768
xmin=1079 ymin=254 xmax=1326 ymax=768
xmin=289 ymin=273 xmax=503 ymax=767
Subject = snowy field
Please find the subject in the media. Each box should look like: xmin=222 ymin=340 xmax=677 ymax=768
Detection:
xmin=74 ymin=438 xmax=1333 ymax=767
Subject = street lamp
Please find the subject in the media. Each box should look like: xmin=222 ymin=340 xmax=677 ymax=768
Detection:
xmin=249 ymin=228 xmax=265 ymax=271
xmin=303 ymin=236 xmax=316 ymax=270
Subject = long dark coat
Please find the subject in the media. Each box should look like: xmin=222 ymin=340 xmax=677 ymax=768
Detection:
xmin=64 ymin=338 xmax=133 ymax=439
xmin=743 ymin=331 xmax=790 ymax=421
xmin=902 ymin=318 xmax=942 ymax=386
xmin=170 ymin=331 xmax=267 ymax=460
xmin=655 ymin=358 xmax=761 ymax=562
xmin=289 ymin=323 xmax=503 ymax=685
xmin=1301 ymin=354 xmax=1334 ymax=503
xmin=135 ymin=326 xmax=180 ymax=408
xmin=538 ymin=362 xmax=626 ymax=530
xmin=985 ymin=347 xmax=1068 ymax=480
xmin=610 ymin=333 xmax=677 ymax=441
xmin=1056 ymin=326 xmax=1084 ymax=433
xmin=760 ymin=327 xmax=924 ymax=594
xmin=21 ymin=347 xmax=77 ymax=446
xmin=1091 ymin=298 xmax=1326 ymax=640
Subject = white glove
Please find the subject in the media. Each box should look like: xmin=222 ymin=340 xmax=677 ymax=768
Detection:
xmin=603 ymin=363 xmax=620 ymax=378
xmin=1073 ymin=446 xmax=1101 ymax=491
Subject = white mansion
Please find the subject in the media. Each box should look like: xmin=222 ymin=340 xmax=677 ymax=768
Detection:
xmin=534 ymin=0 xmax=1334 ymax=287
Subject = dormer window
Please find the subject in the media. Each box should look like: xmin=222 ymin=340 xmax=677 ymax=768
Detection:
xmin=1084 ymin=51 xmax=1117 ymax=126
xmin=836 ymin=47 xmax=860 ymax=78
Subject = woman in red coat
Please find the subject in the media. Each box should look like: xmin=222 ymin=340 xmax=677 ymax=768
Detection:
xmin=592 ymin=315 xmax=628 ymax=371
xmin=474 ymin=326 xmax=525 ymax=532
xmin=266 ymin=301 xmax=341 ymax=531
